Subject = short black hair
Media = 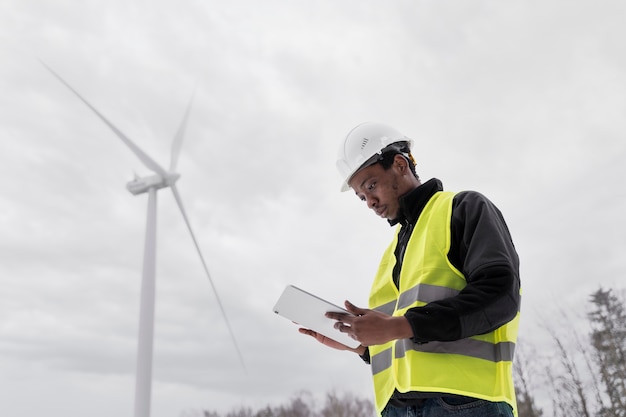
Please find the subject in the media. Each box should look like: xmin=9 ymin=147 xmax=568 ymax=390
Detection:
xmin=377 ymin=142 xmax=419 ymax=180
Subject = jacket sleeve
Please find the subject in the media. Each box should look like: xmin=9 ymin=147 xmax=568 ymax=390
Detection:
xmin=405 ymin=191 xmax=521 ymax=343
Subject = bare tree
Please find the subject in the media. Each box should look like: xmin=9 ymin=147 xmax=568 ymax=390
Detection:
xmin=320 ymin=391 xmax=374 ymax=417
xmin=556 ymin=336 xmax=593 ymax=417
xmin=200 ymin=390 xmax=374 ymax=417
xmin=514 ymin=340 xmax=544 ymax=417
xmin=538 ymin=305 xmax=594 ymax=417
xmin=588 ymin=288 xmax=626 ymax=417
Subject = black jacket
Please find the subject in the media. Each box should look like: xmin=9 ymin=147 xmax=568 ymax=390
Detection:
xmin=362 ymin=177 xmax=520 ymax=355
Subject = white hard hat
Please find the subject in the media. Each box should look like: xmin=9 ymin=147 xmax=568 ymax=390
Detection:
xmin=336 ymin=122 xmax=413 ymax=192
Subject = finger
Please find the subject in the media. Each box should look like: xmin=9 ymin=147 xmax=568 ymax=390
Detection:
xmin=325 ymin=311 xmax=352 ymax=321
xmin=298 ymin=328 xmax=316 ymax=337
xmin=334 ymin=322 xmax=351 ymax=333
xmin=344 ymin=300 xmax=368 ymax=316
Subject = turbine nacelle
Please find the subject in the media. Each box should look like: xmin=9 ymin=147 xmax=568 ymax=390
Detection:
xmin=126 ymin=172 xmax=180 ymax=195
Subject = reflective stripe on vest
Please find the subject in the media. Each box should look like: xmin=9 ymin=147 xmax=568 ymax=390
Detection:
xmin=372 ymin=283 xmax=462 ymax=315
xmin=371 ymin=338 xmax=517 ymax=375
xmin=367 ymin=191 xmax=519 ymax=416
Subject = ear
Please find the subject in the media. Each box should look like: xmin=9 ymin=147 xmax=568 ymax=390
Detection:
xmin=393 ymin=154 xmax=408 ymax=173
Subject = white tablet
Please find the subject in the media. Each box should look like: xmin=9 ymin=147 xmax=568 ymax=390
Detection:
xmin=273 ymin=285 xmax=360 ymax=349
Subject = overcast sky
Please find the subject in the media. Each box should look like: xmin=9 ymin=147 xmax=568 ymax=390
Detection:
xmin=1 ymin=1 xmax=625 ymax=416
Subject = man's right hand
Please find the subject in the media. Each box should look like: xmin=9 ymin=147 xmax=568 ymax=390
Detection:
xmin=298 ymin=328 xmax=366 ymax=355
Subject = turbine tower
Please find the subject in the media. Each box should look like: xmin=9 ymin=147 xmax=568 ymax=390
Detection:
xmin=42 ymin=63 xmax=245 ymax=417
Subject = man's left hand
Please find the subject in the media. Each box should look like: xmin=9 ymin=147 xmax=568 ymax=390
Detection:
xmin=325 ymin=301 xmax=413 ymax=346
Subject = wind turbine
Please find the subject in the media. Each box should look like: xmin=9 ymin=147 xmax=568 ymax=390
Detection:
xmin=42 ymin=62 xmax=246 ymax=417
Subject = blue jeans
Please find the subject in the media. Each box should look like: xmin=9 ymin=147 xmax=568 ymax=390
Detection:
xmin=381 ymin=397 xmax=514 ymax=417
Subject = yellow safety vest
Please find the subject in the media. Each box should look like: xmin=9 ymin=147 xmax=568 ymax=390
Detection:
xmin=368 ymin=191 xmax=519 ymax=416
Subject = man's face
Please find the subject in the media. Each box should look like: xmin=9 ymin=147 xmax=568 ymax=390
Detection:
xmin=348 ymin=158 xmax=408 ymax=221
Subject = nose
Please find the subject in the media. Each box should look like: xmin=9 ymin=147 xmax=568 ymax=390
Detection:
xmin=365 ymin=195 xmax=377 ymax=210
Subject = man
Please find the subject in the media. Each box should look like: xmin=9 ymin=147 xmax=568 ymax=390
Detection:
xmin=299 ymin=122 xmax=521 ymax=417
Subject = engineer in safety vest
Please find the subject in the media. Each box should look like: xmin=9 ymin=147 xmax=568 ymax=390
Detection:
xmin=299 ymin=122 xmax=522 ymax=417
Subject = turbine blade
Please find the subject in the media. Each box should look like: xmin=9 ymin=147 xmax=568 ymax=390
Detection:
xmin=170 ymin=184 xmax=247 ymax=372
xmin=170 ymin=89 xmax=196 ymax=172
xmin=41 ymin=60 xmax=168 ymax=178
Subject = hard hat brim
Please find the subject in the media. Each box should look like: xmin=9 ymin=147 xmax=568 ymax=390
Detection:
xmin=339 ymin=151 xmax=384 ymax=192
xmin=339 ymin=159 xmax=377 ymax=192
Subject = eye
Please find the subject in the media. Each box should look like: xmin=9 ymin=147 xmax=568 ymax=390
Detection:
xmin=366 ymin=182 xmax=376 ymax=191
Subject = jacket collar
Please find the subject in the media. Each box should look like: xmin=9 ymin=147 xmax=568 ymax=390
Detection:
xmin=388 ymin=178 xmax=444 ymax=227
